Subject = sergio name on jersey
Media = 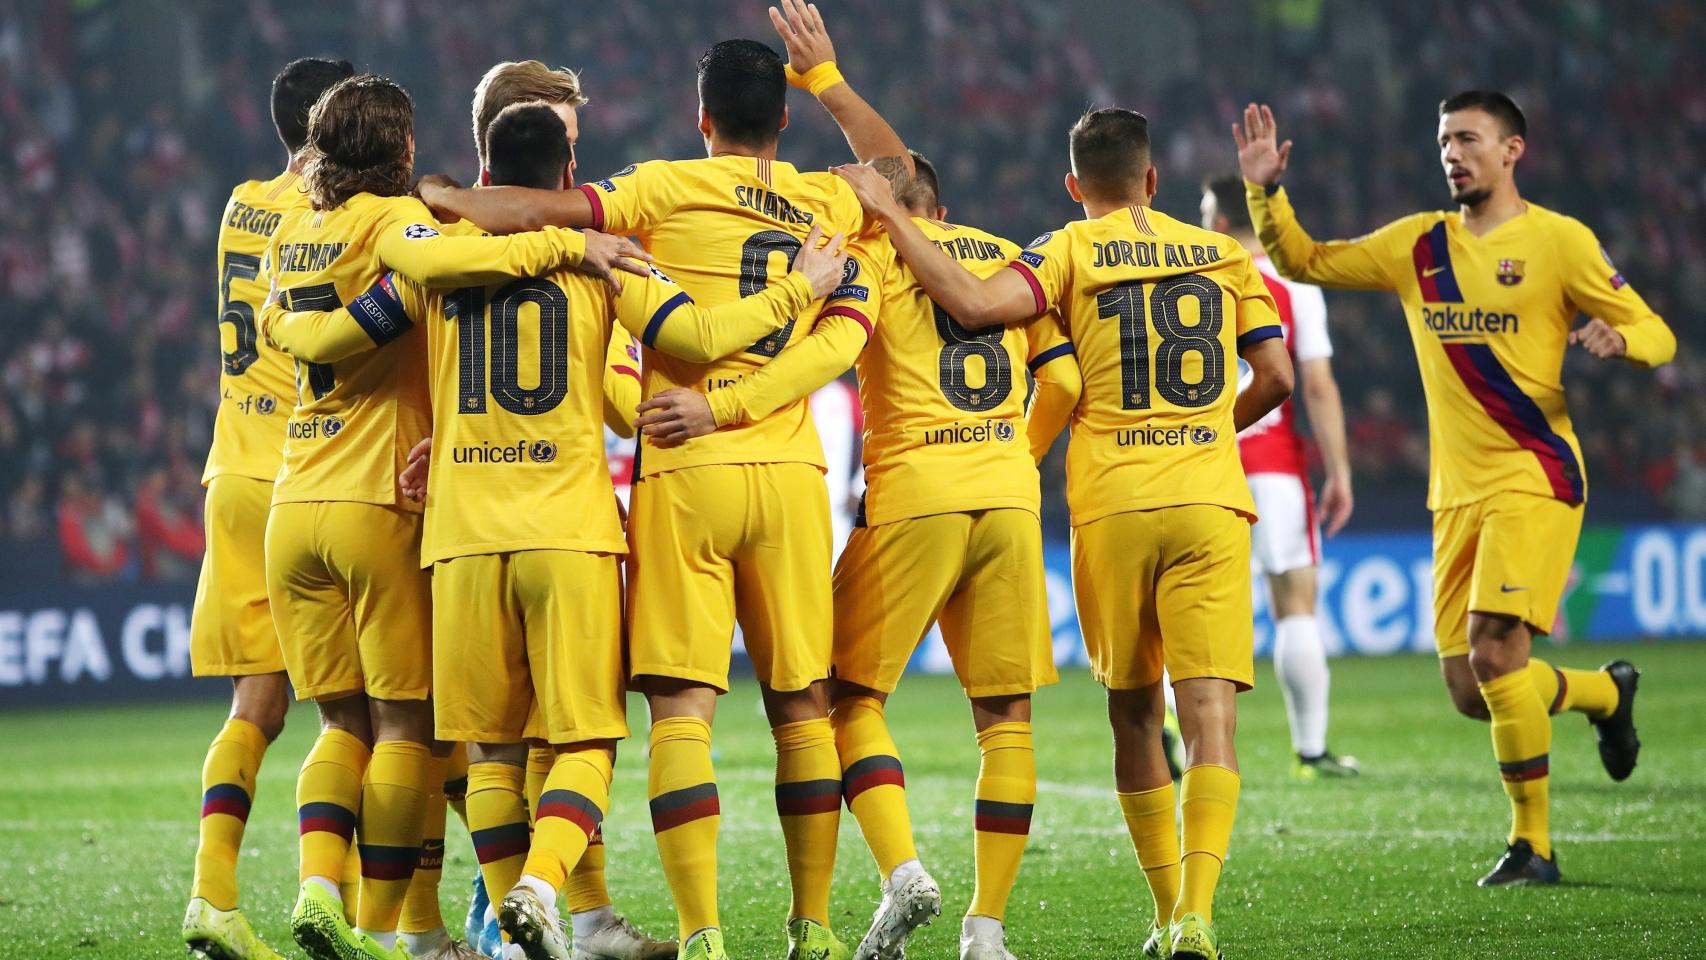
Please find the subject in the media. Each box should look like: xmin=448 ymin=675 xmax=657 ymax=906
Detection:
xmin=577 ymin=156 xmax=872 ymax=476
xmin=1007 ymin=205 xmax=1280 ymax=525
xmin=1248 ymin=183 xmax=1676 ymax=509
xmin=859 ymin=219 xmax=1071 ymax=526
xmin=260 ymin=193 xmax=588 ymax=509
xmin=204 ymin=170 xmax=307 ymax=484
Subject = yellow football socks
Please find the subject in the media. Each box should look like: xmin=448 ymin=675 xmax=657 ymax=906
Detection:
xmin=773 ymin=718 xmax=842 ymax=925
xmin=444 ymin=743 xmax=470 ymax=828
xmin=1118 ymin=783 xmax=1180 ymax=929
xmin=832 ymin=696 xmax=917 ymax=877
xmin=355 ymin=740 xmax=433 ymax=936
xmin=969 ymin=721 xmax=1036 ymax=921
xmin=564 ymin=827 xmax=612 ymax=914
xmin=340 ymin=842 xmax=361 ymax=924
xmin=399 ymin=752 xmax=449 ymax=935
xmin=297 ymin=728 xmax=370 ymax=885
xmin=521 ymin=748 xmax=613 ymax=891
xmin=468 ymin=760 xmax=531 ymax=905
xmin=192 ymin=718 xmax=270 ymax=910
xmin=1481 ymin=669 xmax=1552 ymax=858
xmin=1175 ymin=764 xmax=1239 ymax=923
xmin=1526 ymin=657 xmax=1618 ymax=719
xmin=525 ymin=747 xmax=553 ymax=823
xmin=648 ymin=717 xmax=720 ymax=939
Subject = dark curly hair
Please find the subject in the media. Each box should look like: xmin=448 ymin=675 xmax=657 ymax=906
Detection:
xmin=302 ymin=74 xmax=415 ymax=210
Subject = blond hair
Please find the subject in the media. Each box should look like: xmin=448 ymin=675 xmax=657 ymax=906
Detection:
xmin=471 ymin=60 xmax=587 ymax=167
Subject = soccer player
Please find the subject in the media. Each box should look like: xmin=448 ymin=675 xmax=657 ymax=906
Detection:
xmin=1200 ymin=174 xmax=1358 ymax=779
xmin=418 ymin=23 xmax=909 ymax=960
xmin=834 ymin=107 xmax=1294 ymax=960
xmin=183 ymin=55 xmax=353 ymax=960
xmin=255 ymin=75 xmax=639 ymax=960
xmin=1237 ymin=94 xmax=1673 ymax=884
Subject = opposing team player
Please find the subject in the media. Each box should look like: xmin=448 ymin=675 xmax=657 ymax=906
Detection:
xmin=256 ymin=75 xmax=641 ymax=960
xmin=1237 ymin=94 xmax=1673 ymax=885
xmin=183 ymin=55 xmax=354 ymax=960
xmin=419 ymin=21 xmax=910 ymax=960
xmin=835 ymin=107 xmax=1294 ymax=960
xmin=1201 ymin=175 xmax=1358 ymax=779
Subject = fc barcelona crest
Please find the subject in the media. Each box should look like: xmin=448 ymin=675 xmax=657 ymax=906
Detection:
xmin=1496 ymin=258 xmax=1525 ymax=286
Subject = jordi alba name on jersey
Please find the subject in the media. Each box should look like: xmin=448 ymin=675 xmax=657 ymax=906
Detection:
xmin=577 ymin=155 xmax=869 ymax=476
xmin=1008 ymin=206 xmax=1280 ymax=525
xmin=858 ymin=219 xmax=1067 ymax=526
xmin=204 ymin=171 xmax=308 ymax=485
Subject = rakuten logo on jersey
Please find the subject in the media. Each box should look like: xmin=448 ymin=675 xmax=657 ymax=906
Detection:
xmin=450 ymin=439 xmax=557 ymax=465
xmin=1421 ymin=305 xmax=1519 ymax=337
xmin=1115 ymin=425 xmax=1219 ymax=447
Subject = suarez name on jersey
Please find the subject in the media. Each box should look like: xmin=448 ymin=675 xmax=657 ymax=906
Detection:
xmin=1008 ymin=205 xmax=1280 ymax=526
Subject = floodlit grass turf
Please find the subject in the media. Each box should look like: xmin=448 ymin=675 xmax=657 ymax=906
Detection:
xmin=2 ymin=640 xmax=1703 ymax=959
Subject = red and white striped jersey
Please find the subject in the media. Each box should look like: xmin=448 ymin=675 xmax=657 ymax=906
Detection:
xmin=1237 ymin=252 xmax=1332 ymax=476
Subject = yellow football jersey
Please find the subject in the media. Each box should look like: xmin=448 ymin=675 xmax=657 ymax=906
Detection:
xmin=259 ymin=192 xmax=589 ymax=509
xmin=602 ymin=327 xmax=643 ymax=438
xmin=1009 ymin=205 xmax=1280 ymax=525
xmin=1248 ymin=184 xmax=1676 ymax=509
xmin=856 ymin=219 xmax=1073 ymax=526
xmin=577 ymin=155 xmax=871 ymax=476
xmin=202 ymin=171 xmax=308 ymax=484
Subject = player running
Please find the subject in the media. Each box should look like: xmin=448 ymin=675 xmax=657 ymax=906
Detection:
xmin=182 ymin=55 xmax=354 ymax=960
xmin=835 ymin=107 xmax=1294 ymax=960
xmin=256 ymin=75 xmax=641 ymax=960
xmin=1201 ymin=174 xmax=1359 ymax=780
xmin=419 ymin=19 xmax=909 ymax=959
xmin=1237 ymin=93 xmax=1673 ymax=885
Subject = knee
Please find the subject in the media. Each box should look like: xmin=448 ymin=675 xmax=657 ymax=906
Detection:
xmin=1447 ymin=680 xmax=1491 ymax=720
xmin=1106 ymin=688 xmax=1165 ymax=741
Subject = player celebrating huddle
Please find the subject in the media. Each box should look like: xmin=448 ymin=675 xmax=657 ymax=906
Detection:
xmin=1237 ymin=94 xmax=1673 ymax=885
xmin=257 ymin=75 xmax=639 ymax=960
xmin=835 ymin=108 xmax=1294 ymax=960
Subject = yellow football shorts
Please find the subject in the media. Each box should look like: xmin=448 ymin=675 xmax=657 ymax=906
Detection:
xmin=190 ymin=475 xmax=285 ymax=676
xmin=627 ymin=462 xmax=831 ymax=693
xmin=1071 ymin=504 xmax=1254 ymax=691
xmin=1432 ymin=490 xmax=1583 ymax=658
xmin=265 ymin=500 xmax=431 ymax=702
xmin=832 ymin=508 xmax=1057 ymax=698
xmin=431 ymin=549 xmax=628 ymax=745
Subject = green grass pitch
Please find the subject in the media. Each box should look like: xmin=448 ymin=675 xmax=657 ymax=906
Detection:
xmin=3 ymin=641 xmax=1704 ymax=959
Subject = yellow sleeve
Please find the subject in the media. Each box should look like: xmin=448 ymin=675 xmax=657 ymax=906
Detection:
xmin=601 ymin=324 xmax=642 ymax=438
xmin=373 ymin=199 xmax=587 ymax=287
xmin=1007 ymin=228 xmax=1073 ymax=317
xmin=1246 ymin=181 xmax=1411 ymax=291
xmin=1230 ymin=255 xmax=1284 ymax=349
xmin=612 ymin=268 xmax=815 ymax=363
xmin=580 ymin=160 xmax=682 ymax=236
xmin=1024 ymin=311 xmax=1079 ymax=463
xmin=1557 ymin=219 xmax=1676 ymax=368
xmin=261 ymin=272 xmax=428 ymax=363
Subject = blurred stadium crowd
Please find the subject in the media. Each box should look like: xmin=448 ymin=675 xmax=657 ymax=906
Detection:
xmin=0 ymin=0 xmax=1700 ymax=582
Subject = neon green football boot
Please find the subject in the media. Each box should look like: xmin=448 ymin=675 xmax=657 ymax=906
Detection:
xmin=1168 ymin=913 xmax=1221 ymax=960
xmin=182 ymin=897 xmax=286 ymax=960
xmin=1140 ymin=922 xmax=1172 ymax=959
xmin=680 ymin=927 xmax=727 ymax=960
xmin=787 ymin=917 xmax=850 ymax=960
xmin=290 ymin=880 xmax=408 ymax=960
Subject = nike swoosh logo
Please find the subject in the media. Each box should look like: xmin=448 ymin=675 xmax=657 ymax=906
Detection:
xmin=1499 ymin=584 xmax=1529 ymax=593
xmin=1422 ymin=266 xmax=1448 ymax=277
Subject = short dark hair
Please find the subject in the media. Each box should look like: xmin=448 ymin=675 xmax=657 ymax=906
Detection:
xmin=1439 ymin=90 xmax=1527 ymax=139
xmin=895 ymin=150 xmax=940 ymax=213
xmin=697 ymin=39 xmax=787 ymax=148
xmin=1202 ymin=174 xmax=1250 ymax=231
xmin=1069 ymin=108 xmax=1151 ymax=201
xmin=271 ymin=57 xmax=356 ymax=154
xmin=486 ymin=103 xmax=571 ymax=190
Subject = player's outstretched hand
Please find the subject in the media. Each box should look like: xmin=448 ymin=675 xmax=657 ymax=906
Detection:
xmin=1233 ymin=103 xmax=1292 ymax=188
xmin=790 ymin=223 xmax=849 ymax=299
xmin=1569 ymin=317 xmax=1627 ymax=359
xmin=399 ymin=436 xmax=432 ymax=502
xmin=1318 ymin=471 xmax=1354 ymax=537
xmin=414 ymin=173 xmax=463 ymax=212
xmin=770 ymin=0 xmax=837 ymax=75
xmin=833 ymin=163 xmax=902 ymax=219
xmin=635 ymin=389 xmax=716 ymax=447
xmin=574 ymin=230 xmax=654 ymax=292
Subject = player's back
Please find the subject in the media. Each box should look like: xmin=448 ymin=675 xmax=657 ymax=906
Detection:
xmin=265 ymin=192 xmax=435 ymax=509
xmin=578 ymin=155 xmax=867 ymax=475
xmin=858 ymin=218 xmax=1041 ymax=525
xmin=1014 ymin=206 xmax=1277 ymax=524
xmin=206 ymin=171 xmax=309 ymax=484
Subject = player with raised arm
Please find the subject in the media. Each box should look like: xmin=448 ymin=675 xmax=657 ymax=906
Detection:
xmin=835 ymin=107 xmax=1293 ymax=960
xmin=182 ymin=56 xmax=354 ymax=960
xmin=1238 ymin=94 xmax=1674 ymax=886
xmin=416 ymin=8 xmax=909 ymax=958
xmin=253 ymin=75 xmax=643 ymax=960
xmin=1201 ymin=174 xmax=1359 ymax=780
